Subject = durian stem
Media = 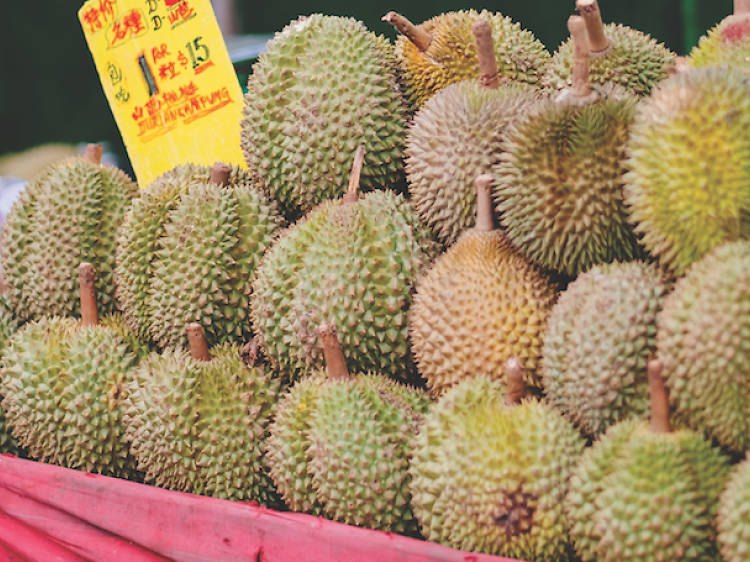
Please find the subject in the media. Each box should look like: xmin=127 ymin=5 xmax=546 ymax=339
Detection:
xmin=78 ymin=263 xmax=99 ymax=327
xmin=83 ymin=144 xmax=103 ymax=166
xmin=186 ymin=323 xmax=212 ymax=362
xmin=381 ymin=12 xmax=433 ymax=52
xmin=475 ymin=175 xmax=495 ymax=231
xmin=241 ymin=337 xmax=260 ymax=367
xmin=576 ymin=0 xmax=611 ymax=54
xmin=648 ymin=359 xmax=672 ymax=434
xmin=504 ymin=356 xmax=526 ymax=406
xmin=209 ymin=162 xmax=232 ymax=187
xmin=568 ymin=16 xmax=592 ymax=99
xmin=472 ymin=18 xmax=499 ymax=90
xmin=317 ymin=324 xmax=349 ymax=380
xmin=343 ymin=146 xmax=365 ymax=204
xmin=737 ymin=0 xmax=750 ymax=15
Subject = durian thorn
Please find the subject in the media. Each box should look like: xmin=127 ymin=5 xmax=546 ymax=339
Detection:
xmin=343 ymin=146 xmax=366 ymax=204
xmin=472 ymin=18 xmax=499 ymax=90
xmin=475 ymin=175 xmax=495 ymax=231
xmin=382 ymin=12 xmax=433 ymax=52
xmin=317 ymin=324 xmax=349 ymax=380
xmin=665 ymin=56 xmax=690 ymax=76
xmin=186 ymin=323 xmax=212 ymax=362
xmin=568 ymin=16 xmax=593 ymax=99
xmin=504 ymin=356 xmax=526 ymax=406
xmin=78 ymin=262 xmax=99 ymax=327
xmin=576 ymin=0 xmax=612 ymax=55
xmin=83 ymin=144 xmax=103 ymax=166
xmin=209 ymin=162 xmax=232 ymax=187
xmin=648 ymin=359 xmax=672 ymax=434
xmin=737 ymin=0 xmax=750 ymax=15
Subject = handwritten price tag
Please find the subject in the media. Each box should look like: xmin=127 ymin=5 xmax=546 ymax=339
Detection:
xmin=79 ymin=0 xmax=246 ymax=186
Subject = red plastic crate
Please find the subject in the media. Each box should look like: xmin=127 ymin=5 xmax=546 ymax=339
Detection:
xmin=0 ymin=454 xmax=521 ymax=561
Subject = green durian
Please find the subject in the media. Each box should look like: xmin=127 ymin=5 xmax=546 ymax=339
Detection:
xmin=542 ymin=261 xmax=666 ymax=437
xmin=265 ymin=325 xmax=428 ymax=532
xmin=657 ymin=240 xmax=750 ymax=453
xmin=718 ymin=455 xmax=750 ymax=562
xmin=123 ymin=323 xmax=281 ymax=504
xmin=241 ymin=14 xmax=407 ymax=218
xmin=0 ymin=295 xmax=21 ymax=455
xmin=495 ymin=18 xmax=641 ymax=277
xmin=409 ymin=362 xmax=585 ymax=560
xmin=1 ymin=145 xmax=137 ymax=322
xmin=405 ymin=19 xmax=541 ymax=245
xmin=566 ymin=363 xmax=731 ymax=561
xmin=543 ymin=0 xmax=674 ymax=96
xmin=624 ymin=66 xmax=750 ymax=276
xmin=384 ymin=9 xmax=549 ymax=110
xmin=690 ymin=2 xmax=750 ymax=70
xmin=115 ymin=163 xmax=282 ymax=349
xmin=251 ymin=154 xmax=437 ymax=383
xmin=409 ymin=177 xmax=557 ymax=395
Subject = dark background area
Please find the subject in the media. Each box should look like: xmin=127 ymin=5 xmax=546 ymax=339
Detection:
xmin=0 ymin=0 xmax=733 ymax=170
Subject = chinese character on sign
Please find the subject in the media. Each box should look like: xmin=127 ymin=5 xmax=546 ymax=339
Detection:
xmin=111 ymin=9 xmax=148 ymax=46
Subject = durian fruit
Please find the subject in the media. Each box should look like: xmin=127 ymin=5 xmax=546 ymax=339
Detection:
xmin=123 ymin=322 xmax=281 ymax=504
xmin=624 ymin=67 xmax=750 ymax=276
xmin=543 ymin=0 xmax=674 ymax=96
xmin=383 ymin=10 xmax=550 ymax=110
xmin=410 ymin=176 xmax=557 ymax=395
xmin=116 ymin=162 xmax=282 ymax=349
xmin=542 ymin=261 xmax=666 ymax=437
xmin=494 ymin=16 xmax=641 ymax=278
xmin=690 ymin=0 xmax=750 ymax=70
xmin=1 ymin=144 xmax=138 ymax=322
xmin=0 ymin=264 xmax=140 ymax=477
xmin=566 ymin=361 xmax=731 ymax=561
xmin=409 ymin=358 xmax=585 ymax=560
xmin=241 ymin=14 xmax=407 ymax=219
xmin=656 ymin=240 xmax=750 ymax=453
xmin=265 ymin=324 xmax=428 ymax=532
xmin=405 ymin=18 xmax=541 ymax=245
xmin=251 ymin=148 xmax=437 ymax=383
xmin=0 ymin=295 xmax=21 ymax=455
xmin=718 ymin=454 xmax=750 ymax=562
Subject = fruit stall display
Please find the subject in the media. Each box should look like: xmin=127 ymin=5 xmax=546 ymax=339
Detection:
xmin=1 ymin=0 xmax=750 ymax=560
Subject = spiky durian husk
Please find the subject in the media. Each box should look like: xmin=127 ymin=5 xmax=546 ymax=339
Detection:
xmin=394 ymin=10 xmax=550 ymax=110
xmin=566 ymin=420 xmax=730 ymax=561
xmin=494 ymin=89 xmax=640 ymax=277
xmin=409 ymin=376 xmax=585 ymax=560
xmin=1 ymin=157 xmax=137 ymax=321
xmin=624 ymin=67 xmax=750 ymax=276
xmin=542 ymin=261 xmax=665 ymax=437
xmin=409 ymin=230 xmax=556 ymax=395
xmin=123 ymin=345 xmax=280 ymax=503
xmin=251 ymin=191 xmax=437 ymax=383
xmin=115 ymin=164 xmax=281 ymax=349
xmin=690 ymin=15 xmax=750 ymax=70
xmin=543 ymin=24 xmax=674 ymax=96
xmin=241 ymin=15 xmax=407 ymax=219
xmin=718 ymin=456 xmax=750 ymax=562
xmin=656 ymin=240 xmax=750 ymax=453
xmin=406 ymin=82 xmax=540 ymax=245
xmin=307 ymin=374 xmax=428 ymax=533
xmin=0 ymin=317 xmax=139 ymax=477
xmin=0 ymin=296 xmax=22 ymax=455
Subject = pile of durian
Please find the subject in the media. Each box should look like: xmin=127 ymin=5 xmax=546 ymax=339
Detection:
xmin=2 ymin=1 xmax=750 ymax=560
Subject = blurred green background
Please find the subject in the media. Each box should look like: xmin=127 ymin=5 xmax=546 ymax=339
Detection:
xmin=0 ymin=0 xmax=733 ymax=175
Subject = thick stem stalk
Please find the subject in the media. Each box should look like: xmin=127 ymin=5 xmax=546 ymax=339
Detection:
xmin=475 ymin=175 xmax=495 ymax=231
xmin=83 ymin=144 xmax=103 ymax=165
xmin=382 ymin=12 xmax=433 ymax=52
xmin=569 ymin=16 xmax=592 ymax=98
xmin=576 ymin=0 xmax=611 ymax=54
xmin=209 ymin=162 xmax=232 ymax=187
xmin=343 ymin=146 xmax=365 ymax=204
xmin=505 ymin=356 xmax=526 ymax=406
xmin=648 ymin=359 xmax=671 ymax=433
xmin=78 ymin=263 xmax=99 ymax=327
xmin=317 ymin=324 xmax=349 ymax=380
xmin=186 ymin=323 xmax=211 ymax=362
xmin=472 ymin=18 xmax=499 ymax=90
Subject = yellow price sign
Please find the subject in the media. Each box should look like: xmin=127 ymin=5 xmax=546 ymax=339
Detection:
xmin=78 ymin=0 xmax=246 ymax=186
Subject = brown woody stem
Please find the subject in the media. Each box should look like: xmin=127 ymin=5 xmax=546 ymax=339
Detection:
xmin=505 ymin=356 xmax=526 ymax=406
xmin=648 ymin=359 xmax=671 ymax=433
xmin=343 ymin=146 xmax=365 ymax=204
xmin=737 ymin=0 xmax=750 ymax=15
xmin=472 ymin=18 xmax=499 ymax=90
xmin=78 ymin=263 xmax=99 ymax=327
xmin=186 ymin=323 xmax=211 ymax=362
xmin=317 ymin=324 xmax=349 ymax=380
xmin=475 ymin=175 xmax=495 ymax=231
xmin=576 ymin=0 xmax=611 ymax=54
xmin=382 ymin=12 xmax=433 ymax=52
xmin=566 ymin=16 xmax=593 ymax=100
xmin=83 ymin=144 xmax=103 ymax=165
xmin=209 ymin=162 xmax=232 ymax=187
